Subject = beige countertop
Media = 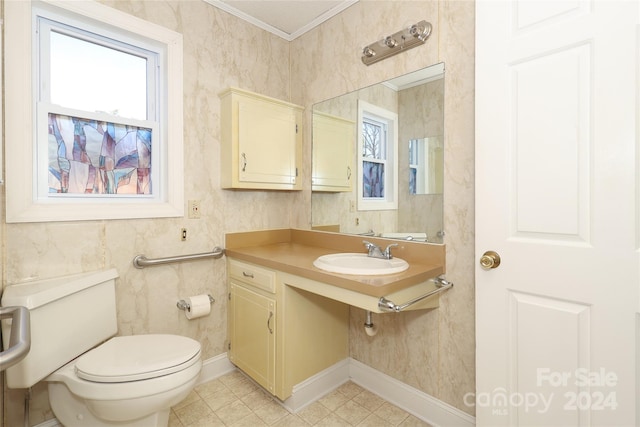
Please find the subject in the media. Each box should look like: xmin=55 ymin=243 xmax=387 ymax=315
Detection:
xmin=225 ymin=229 xmax=445 ymax=298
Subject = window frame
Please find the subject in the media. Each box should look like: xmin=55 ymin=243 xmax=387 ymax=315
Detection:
xmin=5 ymin=0 xmax=184 ymax=222
xmin=357 ymin=100 xmax=398 ymax=211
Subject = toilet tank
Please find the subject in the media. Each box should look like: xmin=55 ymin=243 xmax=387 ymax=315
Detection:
xmin=1 ymin=269 xmax=119 ymax=389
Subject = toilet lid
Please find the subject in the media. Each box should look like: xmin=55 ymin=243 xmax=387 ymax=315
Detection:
xmin=74 ymin=334 xmax=201 ymax=383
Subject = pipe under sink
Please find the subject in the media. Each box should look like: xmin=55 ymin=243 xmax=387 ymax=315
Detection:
xmin=0 ymin=306 xmax=31 ymax=371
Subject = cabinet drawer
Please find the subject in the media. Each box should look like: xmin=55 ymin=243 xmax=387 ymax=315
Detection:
xmin=228 ymin=259 xmax=276 ymax=293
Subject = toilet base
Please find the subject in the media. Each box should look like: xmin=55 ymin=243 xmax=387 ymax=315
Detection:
xmin=49 ymin=382 xmax=172 ymax=427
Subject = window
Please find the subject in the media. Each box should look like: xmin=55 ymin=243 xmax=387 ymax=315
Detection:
xmin=409 ymin=139 xmax=420 ymax=195
xmin=46 ymin=29 xmax=150 ymax=120
xmin=5 ymin=0 xmax=183 ymax=222
xmin=409 ymin=137 xmax=444 ymax=195
xmin=37 ymin=15 xmax=160 ymax=199
xmin=357 ymin=100 xmax=398 ymax=210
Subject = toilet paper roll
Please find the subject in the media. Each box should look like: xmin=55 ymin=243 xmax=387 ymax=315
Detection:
xmin=184 ymin=294 xmax=211 ymax=320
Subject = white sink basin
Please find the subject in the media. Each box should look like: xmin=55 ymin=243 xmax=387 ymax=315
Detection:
xmin=313 ymin=253 xmax=409 ymax=275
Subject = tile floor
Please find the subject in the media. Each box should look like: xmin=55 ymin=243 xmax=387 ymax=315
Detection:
xmin=169 ymin=370 xmax=433 ymax=427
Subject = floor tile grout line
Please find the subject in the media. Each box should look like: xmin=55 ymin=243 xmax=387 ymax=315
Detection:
xmin=170 ymin=371 xmax=430 ymax=427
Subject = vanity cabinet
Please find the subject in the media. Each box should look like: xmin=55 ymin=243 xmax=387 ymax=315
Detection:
xmin=228 ymin=259 xmax=276 ymax=394
xmin=227 ymin=258 xmax=348 ymax=400
xmin=312 ymin=111 xmax=355 ymax=192
xmin=219 ymin=88 xmax=303 ymax=190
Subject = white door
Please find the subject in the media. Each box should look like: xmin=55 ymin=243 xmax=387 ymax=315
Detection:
xmin=476 ymin=1 xmax=639 ymax=426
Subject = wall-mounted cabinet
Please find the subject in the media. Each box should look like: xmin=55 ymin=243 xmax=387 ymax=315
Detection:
xmin=312 ymin=111 xmax=355 ymax=192
xmin=220 ymin=88 xmax=303 ymax=190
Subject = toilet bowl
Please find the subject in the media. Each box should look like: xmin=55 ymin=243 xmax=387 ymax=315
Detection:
xmin=0 ymin=269 xmax=203 ymax=427
xmin=47 ymin=334 xmax=202 ymax=426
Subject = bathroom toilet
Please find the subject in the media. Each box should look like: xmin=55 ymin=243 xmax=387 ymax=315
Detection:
xmin=46 ymin=334 xmax=201 ymax=426
xmin=0 ymin=269 xmax=202 ymax=427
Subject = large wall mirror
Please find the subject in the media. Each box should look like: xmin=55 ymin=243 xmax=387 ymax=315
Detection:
xmin=311 ymin=63 xmax=445 ymax=244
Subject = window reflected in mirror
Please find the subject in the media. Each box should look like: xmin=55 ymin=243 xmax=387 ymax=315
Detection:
xmin=409 ymin=136 xmax=443 ymax=195
xmin=358 ymin=100 xmax=398 ymax=211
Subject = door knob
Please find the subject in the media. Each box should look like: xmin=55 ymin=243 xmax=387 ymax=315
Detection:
xmin=480 ymin=251 xmax=501 ymax=269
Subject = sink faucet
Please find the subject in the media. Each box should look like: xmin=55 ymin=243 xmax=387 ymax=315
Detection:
xmin=363 ymin=240 xmax=398 ymax=260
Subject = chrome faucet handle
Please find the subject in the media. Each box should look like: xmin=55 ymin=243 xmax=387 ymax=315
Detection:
xmin=383 ymin=243 xmax=398 ymax=259
xmin=362 ymin=240 xmax=383 ymax=258
xmin=363 ymin=240 xmax=396 ymax=259
xmin=362 ymin=240 xmax=375 ymax=249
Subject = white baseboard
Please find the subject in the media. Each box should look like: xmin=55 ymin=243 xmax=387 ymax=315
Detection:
xmin=196 ymin=351 xmax=236 ymax=385
xmin=348 ymin=358 xmax=476 ymax=427
xmin=281 ymin=358 xmax=351 ymax=412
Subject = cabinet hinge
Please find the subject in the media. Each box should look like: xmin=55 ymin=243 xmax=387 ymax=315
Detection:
xmin=296 ymin=124 xmax=299 ymax=134
xmin=228 ymin=342 xmax=231 ymax=351
xmin=228 ymin=292 xmax=231 ymax=300
xmin=296 ymin=168 xmax=299 ymax=177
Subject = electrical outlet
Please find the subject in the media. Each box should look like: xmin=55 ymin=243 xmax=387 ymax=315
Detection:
xmin=188 ymin=200 xmax=201 ymax=219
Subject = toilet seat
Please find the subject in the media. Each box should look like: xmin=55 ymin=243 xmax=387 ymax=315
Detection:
xmin=47 ymin=349 xmax=202 ymax=402
xmin=75 ymin=335 xmax=201 ymax=383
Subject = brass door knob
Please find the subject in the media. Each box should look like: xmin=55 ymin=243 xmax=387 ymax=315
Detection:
xmin=480 ymin=251 xmax=501 ymax=269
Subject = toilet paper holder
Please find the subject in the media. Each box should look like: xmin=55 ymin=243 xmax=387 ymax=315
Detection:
xmin=177 ymin=295 xmax=215 ymax=312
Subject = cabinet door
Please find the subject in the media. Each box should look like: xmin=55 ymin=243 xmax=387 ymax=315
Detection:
xmin=312 ymin=112 xmax=354 ymax=191
xmin=228 ymin=282 xmax=276 ymax=394
xmin=238 ymin=99 xmax=298 ymax=186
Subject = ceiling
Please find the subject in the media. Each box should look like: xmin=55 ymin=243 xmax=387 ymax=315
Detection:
xmin=203 ymin=0 xmax=359 ymax=41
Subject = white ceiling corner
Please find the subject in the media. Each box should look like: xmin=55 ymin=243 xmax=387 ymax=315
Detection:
xmin=203 ymin=0 xmax=359 ymax=41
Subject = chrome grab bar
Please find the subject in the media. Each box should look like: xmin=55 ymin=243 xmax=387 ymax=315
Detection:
xmin=133 ymin=246 xmax=225 ymax=269
xmin=377 ymin=276 xmax=453 ymax=313
xmin=0 ymin=306 xmax=31 ymax=372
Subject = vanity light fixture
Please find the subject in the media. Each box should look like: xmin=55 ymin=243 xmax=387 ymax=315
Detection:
xmin=361 ymin=20 xmax=433 ymax=66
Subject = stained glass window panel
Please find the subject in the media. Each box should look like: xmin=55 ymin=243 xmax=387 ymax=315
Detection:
xmin=363 ymin=161 xmax=385 ymax=198
xmin=409 ymin=167 xmax=417 ymax=195
xmin=47 ymin=112 xmax=152 ymax=195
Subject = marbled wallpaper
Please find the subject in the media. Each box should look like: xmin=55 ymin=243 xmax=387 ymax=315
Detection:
xmin=3 ymin=1 xmax=295 ymax=424
xmin=290 ymin=0 xmax=476 ymax=416
xmin=2 ymin=0 xmax=475 ymax=424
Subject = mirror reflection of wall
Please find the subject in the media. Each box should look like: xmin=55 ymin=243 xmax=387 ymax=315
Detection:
xmin=312 ymin=63 xmax=445 ymax=244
